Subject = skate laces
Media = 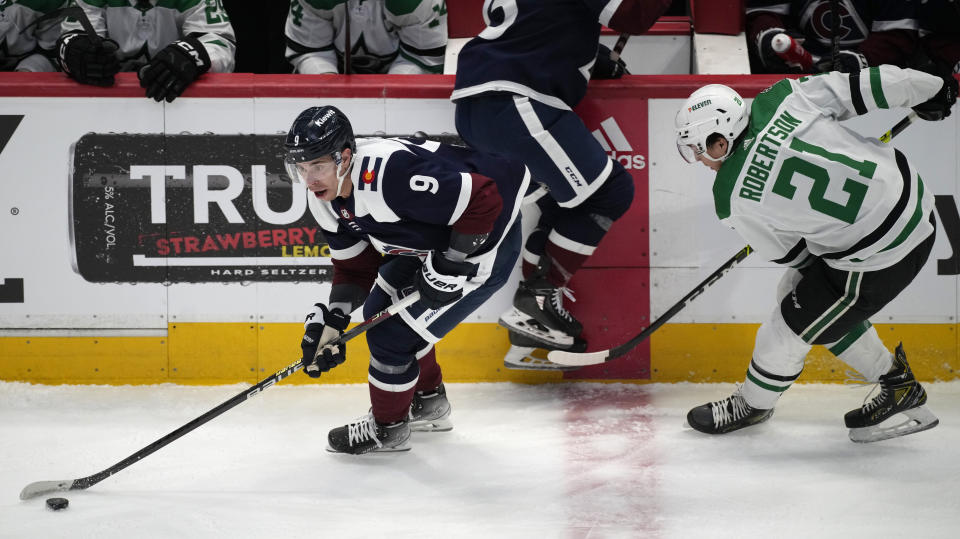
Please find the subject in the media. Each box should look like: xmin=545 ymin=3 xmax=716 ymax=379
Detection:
xmin=550 ymin=286 xmax=576 ymax=322
xmin=711 ymin=386 xmax=751 ymax=427
xmin=347 ymin=413 xmax=382 ymax=448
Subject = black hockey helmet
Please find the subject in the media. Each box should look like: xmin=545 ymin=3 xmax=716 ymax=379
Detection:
xmin=284 ymin=105 xmax=356 ymax=166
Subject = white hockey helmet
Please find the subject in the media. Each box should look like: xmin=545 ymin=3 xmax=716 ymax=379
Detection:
xmin=675 ymin=84 xmax=748 ymax=164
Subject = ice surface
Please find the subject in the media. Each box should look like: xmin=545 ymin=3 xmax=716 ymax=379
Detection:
xmin=2 ymin=381 xmax=959 ymax=538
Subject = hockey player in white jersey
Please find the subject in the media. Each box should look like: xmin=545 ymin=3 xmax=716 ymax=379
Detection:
xmin=58 ymin=0 xmax=235 ymax=101
xmin=675 ymin=66 xmax=957 ymax=442
xmin=0 ymin=0 xmax=67 ymax=71
xmin=285 ymin=0 xmax=446 ymax=74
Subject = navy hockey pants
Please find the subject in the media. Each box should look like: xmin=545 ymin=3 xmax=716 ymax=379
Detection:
xmin=360 ymin=221 xmax=521 ymax=422
xmin=455 ymin=93 xmax=634 ymax=284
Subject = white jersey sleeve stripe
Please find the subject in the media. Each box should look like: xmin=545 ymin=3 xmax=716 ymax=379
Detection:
xmin=447 ymin=172 xmax=473 ymax=226
xmin=599 ymin=0 xmax=624 ymax=26
xmin=329 ymin=240 xmax=371 ymax=260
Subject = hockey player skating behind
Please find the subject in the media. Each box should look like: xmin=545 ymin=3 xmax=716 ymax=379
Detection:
xmin=285 ymin=106 xmax=527 ymax=454
xmin=674 ymin=66 xmax=958 ymax=442
xmin=452 ymin=0 xmax=672 ymax=369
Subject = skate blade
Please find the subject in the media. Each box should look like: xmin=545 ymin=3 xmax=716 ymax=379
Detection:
xmin=410 ymin=419 xmax=453 ymax=432
xmin=410 ymin=415 xmax=453 ymax=432
xmin=325 ymin=439 xmax=412 ymax=454
xmin=848 ymin=406 xmax=940 ymax=443
xmin=503 ymin=345 xmax=580 ymax=371
xmin=498 ymin=309 xmax=575 ymax=348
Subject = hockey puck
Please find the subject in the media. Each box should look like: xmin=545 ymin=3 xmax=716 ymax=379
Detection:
xmin=45 ymin=497 xmax=69 ymax=511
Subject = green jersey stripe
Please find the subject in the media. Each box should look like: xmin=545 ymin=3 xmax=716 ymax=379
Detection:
xmin=879 ymin=178 xmax=927 ymax=254
xmin=869 ymin=67 xmax=889 ymax=109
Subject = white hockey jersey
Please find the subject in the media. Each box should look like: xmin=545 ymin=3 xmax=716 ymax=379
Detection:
xmin=61 ymin=0 xmax=235 ymax=73
xmin=285 ymin=0 xmax=446 ymax=74
xmin=0 ymin=0 xmax=67 ymax=71
xmin=713 ymin=66 xmax=942 ymax=272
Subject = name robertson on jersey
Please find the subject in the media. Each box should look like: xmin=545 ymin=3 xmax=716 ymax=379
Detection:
xmin=739 ymin=110 xmax=803 ymax=202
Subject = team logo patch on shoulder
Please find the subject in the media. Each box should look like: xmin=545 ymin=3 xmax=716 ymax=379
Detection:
xmin=358 ymin=156 xmax=382 ymax=191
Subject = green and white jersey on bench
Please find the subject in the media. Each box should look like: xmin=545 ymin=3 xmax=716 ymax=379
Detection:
xmin=61 ymin=0 xmax=235 ymax=73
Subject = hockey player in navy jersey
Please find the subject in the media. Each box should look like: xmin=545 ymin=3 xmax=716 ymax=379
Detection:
xmin=285 ymin=105 xmax=527 ymax=454
xmin=452 ymin=0 xmax=671 ymax=368
xmin=675 ymin=66 xmax=957 ymax=442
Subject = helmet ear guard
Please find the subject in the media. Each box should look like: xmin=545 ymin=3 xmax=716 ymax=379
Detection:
xmin=675 ymin=84 xmax=748 ymax=164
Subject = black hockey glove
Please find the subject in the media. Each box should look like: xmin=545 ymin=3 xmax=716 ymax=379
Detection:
xmin=754 ymin=27 xmax=794 ymax=73
xmin=591 ymin=43 xmax=627 ymax=80
xmin=57 ymin=32 xmax=121 ymax=87
xmin=138 ymin=37 xmax=211 ymax=103
xmin=415 ymin=251 xmax=477 ymax=310
xmin=301 ymin=304 xmax=351 ymax=378
xmin=913 ymin=75 xmax=959 ymax=121
xmin=815 ymin=50 xmax=868 ymax=74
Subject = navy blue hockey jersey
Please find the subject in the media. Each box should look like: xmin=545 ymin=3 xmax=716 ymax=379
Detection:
xmin=451 ymin=0 xmax=621 ymax=110
xmin=307 ymin=137 xmax=528 ymax=264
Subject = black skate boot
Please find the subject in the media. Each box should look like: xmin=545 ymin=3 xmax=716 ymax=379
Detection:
xmin=409 ymin=383 xmax=453 ymax=432
xmin=844 ymin=343 xmax=939 ymax=443
xmin=502 ymin=330 xmax=586 ymax=371
xmin=498 ymin=278 xmax=583 ymax=349
xmin=687 ymin=386 xmax=774 ymax=434
xmin=327 ymin=413 xmax=411 ymax=454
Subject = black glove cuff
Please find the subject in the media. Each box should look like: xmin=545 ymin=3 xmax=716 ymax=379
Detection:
xmin=322 ymin=305 xmax=351 ymax=332
xmin=170 ymin=36 xmax=212 ymax=74
xmin=430 ymin=251 xmax=477 ymax=277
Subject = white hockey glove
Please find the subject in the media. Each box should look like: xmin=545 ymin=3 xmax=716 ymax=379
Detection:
xmin=301 ymin=304 xmax=350 ymax=378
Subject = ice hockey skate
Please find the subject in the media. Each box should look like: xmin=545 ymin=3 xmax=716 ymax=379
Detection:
xmin=409 ymin=383 xmax=453 ymax=432
xmin=498 ymin=278 xmax=583 ymax=350
xmin=327 ymin=413 xmax=411 ymax=454
xmin=844 ymin=343 xmax=939 ymax=443
xmin=687 ymin=386 xmax=774 ymax=434
xmin=502 ymin=330 xmax=585 ymax=371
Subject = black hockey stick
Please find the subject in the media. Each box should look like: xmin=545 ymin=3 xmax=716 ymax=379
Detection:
xmin=547 ymin=112 xmax=917 ymax=367
xmin=548 ymin=245 xmax=754 ymax=367
xmin=831 ymin=0 xmax=840 ymax=71
xmin=19 ymin=291 xmax=421 ymax=500
xmin=611 ymin=32 xmax=631 ymax=75
xmin=20 ymin=5 xmax=98 ymax=38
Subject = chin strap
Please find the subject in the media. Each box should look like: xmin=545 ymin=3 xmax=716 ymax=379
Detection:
xmin=334 ymin=151 xmax=352 ymax=196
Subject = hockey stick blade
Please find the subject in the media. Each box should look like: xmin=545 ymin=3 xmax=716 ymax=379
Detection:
xmin=548 ymin=246 xmax=754 ymax=366
xmin=19 ymin=292 xmax=420 ymax=500
xmin=548 ymin=111 xmax=916 ymax=368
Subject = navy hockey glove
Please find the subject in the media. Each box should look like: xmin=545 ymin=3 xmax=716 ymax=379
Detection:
xmin=815 ymin=50 xmax=868 ymax=73
xmin=913 ymin=75 xmax=959 ymax=121
xmin=138 ymin=37 xmax=211 ymax=103
xmin=57 ymin=32 xmax=121 ymax=87
xmin=592 ymin=43 xmax=627 ymax=80
xmin=301 ymin=304 xmax=351 ymax=378
xmin=415 ymin=252 xmax=477 ymax=310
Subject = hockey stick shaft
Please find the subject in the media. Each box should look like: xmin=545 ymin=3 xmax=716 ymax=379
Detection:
xmin=548 ymin=246 xmax=754 ymax=366
xmin=610 ymin=32 xmax=631 ymax=74
xmin=19 ymin=291 xmax=421 ymax=500
xmin=548 ymin=112 xmax=916 ymax=368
